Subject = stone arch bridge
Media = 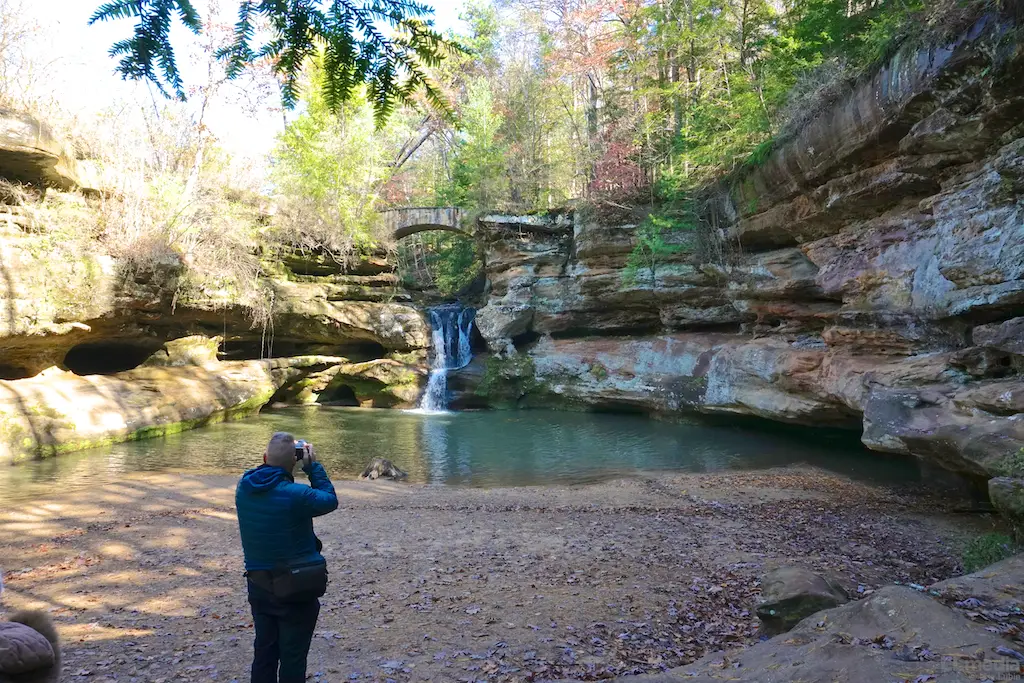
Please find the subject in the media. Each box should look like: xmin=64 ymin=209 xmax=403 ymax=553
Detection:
xmin=381 ymin=207 xmax=469 ymax=240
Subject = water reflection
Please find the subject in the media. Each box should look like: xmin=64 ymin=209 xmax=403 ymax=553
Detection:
xmin=0 ymin=407 xmax=927 ymax=503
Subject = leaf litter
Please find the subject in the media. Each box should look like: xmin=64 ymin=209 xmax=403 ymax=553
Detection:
xmin=0 ymin=468 xmax=1000 ymax=681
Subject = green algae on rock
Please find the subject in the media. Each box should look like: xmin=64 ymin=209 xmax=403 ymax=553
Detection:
xmin=0 ymin=356 xmax=346 ymax=464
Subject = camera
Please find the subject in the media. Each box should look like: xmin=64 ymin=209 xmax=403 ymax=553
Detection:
xmin=294 ymin=439 xmax=308 ymax=461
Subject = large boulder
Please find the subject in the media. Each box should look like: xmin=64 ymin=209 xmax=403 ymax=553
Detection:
xmin=862 ymin=381 xmax=1024 ymax=478
xmin=989 ymin=477 xmax=1024 ymax=519
xmin=475 ymin=302 xmax=535 ymax=355
xmin=606 ymin=585 xmax=1023 ymax=683
xmin=142 ymin=335 xmax=222 ymax=367
xmin=272 ymin=356 xmax=426 ymax=408
xmin=0 ymin=355 xmax=346 ymax=464
xmin=601 ymin=554 xmax=1024 ymax=682
xmin=597 ymin=555 xmax=1024 ymax=683
xmin=359 ymin=458 xmax=408 ymax=480
xmin=256 ymin=280 xmax=429 ymax=351
xmin=974 ymin=317 xmax=1024 ymax=357
xmin=0 ymin=621 xmax=55 ymax=674
xmin=756 ymin=566 xmax=848 ymax=634
xmin=448 ymin=354 xmax=490 ymax=410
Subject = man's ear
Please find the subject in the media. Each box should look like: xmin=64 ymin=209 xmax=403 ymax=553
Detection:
xmin=263 ymin=450 xmax=268 ymax=464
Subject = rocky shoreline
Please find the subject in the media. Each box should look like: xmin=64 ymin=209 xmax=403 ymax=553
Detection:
xmin=465 ymin=16 xmax=1024 ymax=518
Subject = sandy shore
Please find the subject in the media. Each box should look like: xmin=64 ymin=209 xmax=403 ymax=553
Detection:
xmin=0 ymin=468 xmax=994 ymax=682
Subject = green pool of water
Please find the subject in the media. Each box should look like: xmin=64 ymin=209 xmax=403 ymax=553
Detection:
xmin=0 ymin=407 xmax=926 ymax=502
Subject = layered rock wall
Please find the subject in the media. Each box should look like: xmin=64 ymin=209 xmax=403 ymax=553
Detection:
xmin=0 ymin=223 xmax=429 ymax=377
xmin=470 ymin=15 xmax=1024 ymax=507
xmin=0 ymin=137 xmax=432 ymax=459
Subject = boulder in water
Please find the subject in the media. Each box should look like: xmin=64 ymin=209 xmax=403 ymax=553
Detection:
xmin=360 ymin=458 xmax=408 ymax=481
xmin=756 ymin=565 xmax=849 ymax=633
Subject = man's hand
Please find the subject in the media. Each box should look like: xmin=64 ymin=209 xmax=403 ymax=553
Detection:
xmin=297 ymin=441 xmax=337 ymax=515
xmin=301 ymin=442 xmax=317 ymax=471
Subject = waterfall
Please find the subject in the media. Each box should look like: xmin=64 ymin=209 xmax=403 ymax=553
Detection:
xmin=417 ymin=304 xmax=476 ymax=413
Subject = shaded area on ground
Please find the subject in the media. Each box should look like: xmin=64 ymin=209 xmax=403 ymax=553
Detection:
xmin=0 ymin=469 xmax=999 ymax=682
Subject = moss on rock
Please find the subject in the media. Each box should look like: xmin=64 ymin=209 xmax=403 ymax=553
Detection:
xmin=475 ymin=354 xmax=547 ymax=408
xmin=0 ymin=357 xmax=342 ymax=464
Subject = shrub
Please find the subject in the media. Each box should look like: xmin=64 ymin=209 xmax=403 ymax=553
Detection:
xmin=622 ymin=199 xmax=701 ymax=286
xmin=961 ymin=532 xmax=1019 ymax=573
xmin=993 ymin=448 xmax=1024 ymax=477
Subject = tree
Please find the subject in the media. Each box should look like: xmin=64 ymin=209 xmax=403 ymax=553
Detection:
xmin=0 ymin=0 xmax=61 ymax=115
xmin=269 ymin=73 xmax=389 ymax=256
xmin=436 ymin=78 xmax=507 ymax=209
xmin=89 ymin=0 xmax=461 ymax=125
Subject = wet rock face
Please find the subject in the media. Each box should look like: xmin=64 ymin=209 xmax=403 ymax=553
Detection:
xmin=471 ymin=15 xmax=1024 ymax=512
xmin=989 ymin=477 xmax=1024 ymax=520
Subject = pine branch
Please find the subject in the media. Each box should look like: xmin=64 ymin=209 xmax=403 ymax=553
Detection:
xmin=92 ymin=0 xmax=464 ymax=123
xmin=90 ymin=0 xmax=201 ymax=100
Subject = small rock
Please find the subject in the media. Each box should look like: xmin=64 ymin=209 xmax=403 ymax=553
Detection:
xmin=756 ymin=566 xmax=849 ymax=634
xmin=360 ymin=459 xmax=408 ymax=481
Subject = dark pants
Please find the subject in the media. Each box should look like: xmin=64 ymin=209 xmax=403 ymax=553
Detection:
xmin=248 ymin=581 xmax=320 ymax=683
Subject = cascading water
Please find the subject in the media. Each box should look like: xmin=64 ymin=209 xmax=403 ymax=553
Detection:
xmin=417 ymin=304 xmax=476 ymax=413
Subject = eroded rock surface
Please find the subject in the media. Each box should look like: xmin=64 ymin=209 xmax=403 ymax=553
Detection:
xmin=0 ymin=226 xmax=429 ymax=379
xmin=0 ymin=108 xmax=87 ymax=190
xmin=471 ymin=16 xmax=1024 ymax=514
xmin=755 ymin=566 xmax=849 ymax=634
xmin=0 ymin=356 xmax=347 ymax=464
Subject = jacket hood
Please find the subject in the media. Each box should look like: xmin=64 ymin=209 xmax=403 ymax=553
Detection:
xmin=239 ymin=465 xmax=293 ymax=493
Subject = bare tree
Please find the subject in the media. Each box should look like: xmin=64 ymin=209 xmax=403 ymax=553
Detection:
xmin=0 ymin=0 xmax=60 ymax=115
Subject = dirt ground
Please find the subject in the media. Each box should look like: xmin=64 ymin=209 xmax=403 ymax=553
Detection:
xmin=0 ymin=467 xmax=997 ymax=682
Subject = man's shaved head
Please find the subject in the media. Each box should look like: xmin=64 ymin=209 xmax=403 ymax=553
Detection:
xmin=266 ymin=432 xmax=297 ymax=470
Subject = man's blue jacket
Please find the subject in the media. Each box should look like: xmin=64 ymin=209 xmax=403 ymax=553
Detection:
xmin=235 ymin=462 xmax=339 ymax=572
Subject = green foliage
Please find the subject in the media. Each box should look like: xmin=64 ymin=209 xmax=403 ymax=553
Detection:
xmin=90 ymin=0 xmax=461 ymax=125
xmin=624 ymin=218 xmax=684 ymax=286
xmin=857 ymin=0 xmax=927 ymax=66
xmin=961 ymin=532 xmax=1019 ymax=573
xmin=269 ymin=57 xmax=414 ymax=257
xmin=428 ymin=234 xmax=481 ymax=296
xmin=610 ymin=0 xmax=966 ymax=194
xmin=623 ymin=201 xmax=699 ymax=285
xmin=993 ymin=448 xmax=1024 ymax=477
xmin=435 ymin=79 xmax=507 ymax=210
xmin=744 ymin=139 xmax=776 ymax=170
xmin=397 ymin=231 xmax=482 ymax=297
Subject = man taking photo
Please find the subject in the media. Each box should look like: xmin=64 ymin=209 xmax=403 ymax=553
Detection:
xmin=236 ymin=432 xmax=339 ymax=683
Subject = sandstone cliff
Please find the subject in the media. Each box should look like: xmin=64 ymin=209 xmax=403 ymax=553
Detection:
xmin=470 ymin=15 xmax=1024 ymax=513
xmin=0 ymin=109 xmax=434 ymax=462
